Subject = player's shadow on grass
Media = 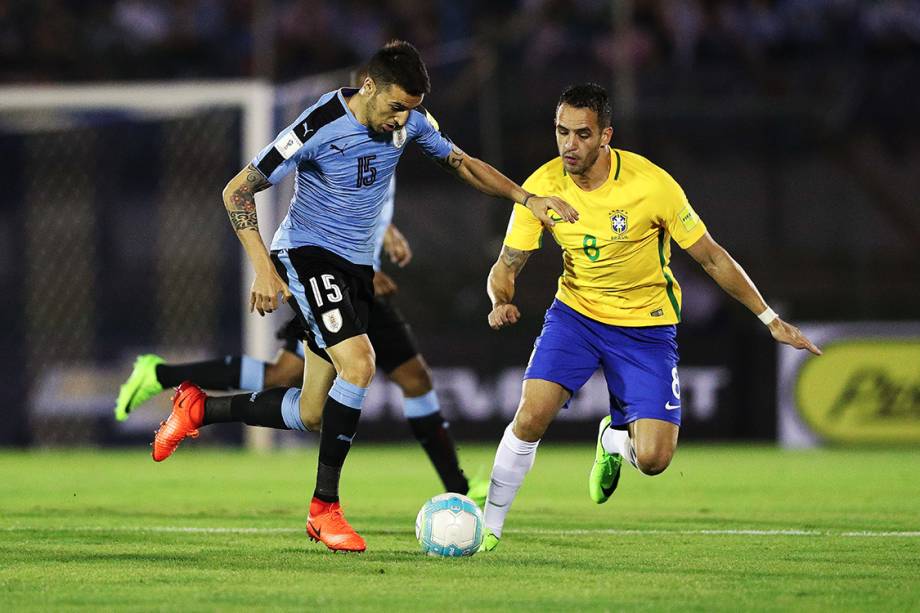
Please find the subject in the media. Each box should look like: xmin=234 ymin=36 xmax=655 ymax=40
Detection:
xmin=277 ymin=547 xmax=423 ymax=560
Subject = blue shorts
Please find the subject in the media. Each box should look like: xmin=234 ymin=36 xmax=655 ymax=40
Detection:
xmin=524 ymin=300 xmax=682 ymax=428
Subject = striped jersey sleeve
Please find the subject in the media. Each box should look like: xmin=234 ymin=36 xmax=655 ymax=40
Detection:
xmin=252 ymin=91 xmax=345 ymax=184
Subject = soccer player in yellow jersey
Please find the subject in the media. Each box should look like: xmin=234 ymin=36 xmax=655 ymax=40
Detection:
xmin=478 ymin=83 xmax=821 ymax=551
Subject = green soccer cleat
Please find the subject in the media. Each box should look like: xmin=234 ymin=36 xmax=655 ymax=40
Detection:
xmin=478 ymin=530 xmax=500 ymax=553
xmin=466 ymin=477 xmax=489 ymax=509
xmin=589 ymin=415 xmax=623 ymax=504
xmin=114 ymin=354 xmax=165 ymax=421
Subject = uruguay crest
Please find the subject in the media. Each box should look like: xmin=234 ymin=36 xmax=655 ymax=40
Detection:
xmin=611 ymin=210 xmax=628 ymax=238
xmin=322 ymin=309 xmax=343 ymax=333
xmin=392 ymin=125 xmax=407 ymax=149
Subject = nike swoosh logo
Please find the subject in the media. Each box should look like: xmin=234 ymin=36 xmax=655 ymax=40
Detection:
xmin=601 ymin=468 xmax=621 ymax=497
xmin=309 ymin=521 xmax=351 ymax=545
xmin=665 ymin=402 xmax=681 ymax=411
xmin=549 ymin=215 xmax=563 ymax=222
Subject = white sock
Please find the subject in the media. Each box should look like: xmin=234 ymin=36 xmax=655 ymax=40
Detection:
xmin=601 ymin=426 xmax=638 ymax=469
xmin=484 ymin=424 xmax=540 ymax=538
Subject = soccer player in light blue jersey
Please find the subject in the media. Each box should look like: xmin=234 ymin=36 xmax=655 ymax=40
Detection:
xmin=150 ymin=40 xmax=578 ymax=552
xmin=116 ymin=179 xmax=487 ymax=506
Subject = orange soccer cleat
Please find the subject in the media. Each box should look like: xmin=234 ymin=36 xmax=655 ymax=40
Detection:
xmin=306 ymin=498 xmax=367 ymax=553
xmin=152 ymin=381 xmax=205 ymax=462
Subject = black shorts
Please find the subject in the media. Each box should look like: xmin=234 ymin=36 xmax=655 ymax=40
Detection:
xmin=275 ymin=295 xmax=420 ymax=375
xmin=272 ymin=246 xmax=375 ymax=350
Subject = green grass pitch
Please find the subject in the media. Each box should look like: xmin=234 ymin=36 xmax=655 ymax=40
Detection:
xmin=1 ymin=444 xmax=918 ymax=611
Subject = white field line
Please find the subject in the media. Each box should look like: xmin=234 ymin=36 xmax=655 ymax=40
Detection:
xmin=1 ymin=526 xmax=918 ymax=538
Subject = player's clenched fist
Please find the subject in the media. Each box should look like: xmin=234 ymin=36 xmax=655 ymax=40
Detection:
xmin=489 ymin=304 xmax=521 ymax=329
xmin=250 ymin=268 xmax=292 ymax=316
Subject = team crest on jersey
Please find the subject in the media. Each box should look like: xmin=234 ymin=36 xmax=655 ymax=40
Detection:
xmin=611 ymin=210 xmax=629 ymax=238
xmin=392 ymin=126 xmax=407 ymax=149
xmin=322 ymin=309 xmax=343 ymax=333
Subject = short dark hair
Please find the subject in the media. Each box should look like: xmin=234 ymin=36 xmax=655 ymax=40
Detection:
xmin=366 ymin=40 xmax=430 ymax=96
xmin=557 ymin=83 xmax=611 ymax=128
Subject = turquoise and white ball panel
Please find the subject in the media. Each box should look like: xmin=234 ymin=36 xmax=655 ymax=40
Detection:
xmin=415 ymin=493 xmax=484 ymax=557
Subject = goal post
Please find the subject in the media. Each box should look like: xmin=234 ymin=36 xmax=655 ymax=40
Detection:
xmin=0 ymin=80 xmax=276 ymax=450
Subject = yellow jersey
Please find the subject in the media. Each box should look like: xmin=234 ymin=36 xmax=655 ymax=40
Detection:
xmin=504 ymin=149 xmax=706 ymax=326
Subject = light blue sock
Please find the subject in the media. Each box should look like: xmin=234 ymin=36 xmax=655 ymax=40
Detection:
xmin=403 ymin=389 xmax=440 ymax=418
xmin=280 ymin=388 xmax=308 ymax=432
xmin=328 ymin=377 xmax=368 ymax=410
xmin=239 ymin=355 xmax=265 ymax=391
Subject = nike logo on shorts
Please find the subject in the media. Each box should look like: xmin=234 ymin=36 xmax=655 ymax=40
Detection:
xmin=665 ymin=401 xmax=680 ymax=411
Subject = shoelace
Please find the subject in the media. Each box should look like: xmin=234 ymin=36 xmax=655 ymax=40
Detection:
xmin=322 ymin=507 xmax=355 ymax=531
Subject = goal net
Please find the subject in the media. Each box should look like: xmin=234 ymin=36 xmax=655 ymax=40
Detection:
xmin=0 ymin=82 xmax=276 ymax=448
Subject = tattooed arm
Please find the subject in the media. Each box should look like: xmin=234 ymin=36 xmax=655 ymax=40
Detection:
xmin=487 ymin=245 xmax=534 ymax=330
xmin=221 ymin=163 xmax=291 ymax=316
xmin=436 ymin=146 xmax=579 ymax=229
xmin=223 ymin=163 xmax=270 ymax=231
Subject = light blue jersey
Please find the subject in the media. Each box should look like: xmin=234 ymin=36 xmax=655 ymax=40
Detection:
xmin=253 ymin=88 xmax=452 ymax=266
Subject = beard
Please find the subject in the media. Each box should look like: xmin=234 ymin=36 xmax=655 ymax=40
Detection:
xmin=567 ymin=149 xmax=600 ymax=175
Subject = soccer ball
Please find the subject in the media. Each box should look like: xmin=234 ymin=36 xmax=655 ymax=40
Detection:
xmin=415 ymin=493 xmax=484 ymax=557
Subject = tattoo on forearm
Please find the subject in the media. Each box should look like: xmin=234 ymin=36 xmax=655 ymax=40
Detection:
xmin=500 ymin=246 xmax=532 ymax=274
xmin=435 ymin=146 xmax=465 ymax=174
xmin=225 ymin=164 xmax=269 ymax=232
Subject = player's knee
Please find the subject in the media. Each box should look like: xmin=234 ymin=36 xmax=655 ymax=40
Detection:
xmin=394 ymin=361 xmax=432 ymax=397
xmin=635 ymin=449 xmax=673 ymax=476
xmin=339 ymin=354 xmax=376 ymax=387
xmin=511 ymin=409 xmax=547 ymax=442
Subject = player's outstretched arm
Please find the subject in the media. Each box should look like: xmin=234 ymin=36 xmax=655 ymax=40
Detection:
xmin=487 ymin=245 xmax=533 ymax=330
xmin=222 ymin=163 xmax=292 ymax=316
xmin=436 ymin=146 xmax=579 ymax=228
xmin=685 ymin=232 xmax=821 ymax=355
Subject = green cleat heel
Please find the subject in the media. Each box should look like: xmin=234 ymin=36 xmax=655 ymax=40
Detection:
xmin=114 ymin=354 xmax=165 ymax=421
xmin=466 ymin=477 xmax=489 ymax=509
xmin=589 ymin=415 xmax=622 ymax=504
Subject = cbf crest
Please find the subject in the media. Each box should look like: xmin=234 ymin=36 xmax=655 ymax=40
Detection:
xmin=610 ymin=210 xmax=628 ymax=239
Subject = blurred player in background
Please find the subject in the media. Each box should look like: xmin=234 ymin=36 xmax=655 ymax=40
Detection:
xmin=115 ymin=206 xmax=487 ymax=505
xmin=478 ymin=83 xmax=821 ymax=551
xmin=147 ymin=40 xmax=576 ymax=552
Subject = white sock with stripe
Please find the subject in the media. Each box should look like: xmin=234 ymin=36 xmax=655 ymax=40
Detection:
xmin=602 ymin=426 xmax=638 ymax=469
xmin=484 ymin=424 xmax=539 ymax=539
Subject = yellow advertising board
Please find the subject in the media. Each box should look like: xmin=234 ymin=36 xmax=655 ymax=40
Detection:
xmin=778 ymin=324 xmax=920 ymax=446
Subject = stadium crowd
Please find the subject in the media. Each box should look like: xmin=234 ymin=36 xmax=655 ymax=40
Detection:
xmin=2 ymin=0 xmax=919 ymax=82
